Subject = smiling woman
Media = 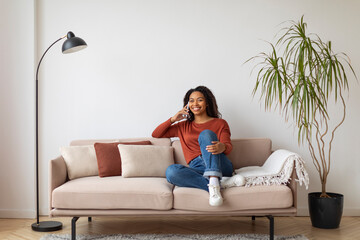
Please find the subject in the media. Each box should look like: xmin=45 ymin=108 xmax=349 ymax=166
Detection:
xmin=152 ymin=86 xmax=233 ymax=207
xmin=188 ymin=91 xmax=207 ymax=119
xmin=183 ymin=86 xmax=222 ymax=123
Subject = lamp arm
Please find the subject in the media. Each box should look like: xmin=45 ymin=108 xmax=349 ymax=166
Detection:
xmin=36 ymin=35 xmax=66 ymax=81
xmin=35 ymin=35 xmax=65 ymax=224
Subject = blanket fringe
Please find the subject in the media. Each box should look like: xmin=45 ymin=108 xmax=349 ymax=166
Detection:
xmin=244 ymin=154 xmax=309 ymax=189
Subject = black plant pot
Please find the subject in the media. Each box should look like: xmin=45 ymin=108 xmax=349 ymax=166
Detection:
xmin=308 ymin=192 xmax=344 ymax=229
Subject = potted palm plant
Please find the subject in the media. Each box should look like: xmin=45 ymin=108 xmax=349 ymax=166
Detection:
xmin=247 ymin=16 xmax=357 ymax=228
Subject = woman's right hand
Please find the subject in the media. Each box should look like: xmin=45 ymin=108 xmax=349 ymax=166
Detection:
xmin=170 ymin=105 xmax=189 ymax=123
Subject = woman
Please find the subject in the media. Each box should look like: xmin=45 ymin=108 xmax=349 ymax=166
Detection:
xmin=152 ymin=86 xmax=233 ymax=206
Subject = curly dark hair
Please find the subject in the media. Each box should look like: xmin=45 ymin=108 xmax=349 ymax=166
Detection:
xmin=183 ymin=86 xmax=222 ymax=122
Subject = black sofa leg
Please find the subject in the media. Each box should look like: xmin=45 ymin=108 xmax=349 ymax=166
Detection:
xmin=88 ymin=217 xmax=92 ymax=222
xmin=251 ymin=216 xmax=256 ymax=221
xmin=71 ymin=217 xmax=79 ymax=240
xmin=266 ymin=215 xmax=274 ymax=240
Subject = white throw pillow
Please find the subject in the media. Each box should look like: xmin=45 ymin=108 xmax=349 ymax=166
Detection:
xmin=60 ymin=145 xmax=99 ymax=180
xmin=118 ymin=145 xmax=174 ymax=178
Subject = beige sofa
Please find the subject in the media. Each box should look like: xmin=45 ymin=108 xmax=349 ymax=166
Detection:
xmin=49 ymin=138 xmax=297 ymax=240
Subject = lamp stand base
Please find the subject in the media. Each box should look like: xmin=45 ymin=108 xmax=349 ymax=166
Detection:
xmin=32 ymin=221 xmax=63 ymax=232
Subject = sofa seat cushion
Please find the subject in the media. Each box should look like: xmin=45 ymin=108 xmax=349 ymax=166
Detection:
xmin=173 ymin=185 xmax=293 ymax=212
xmin=52 ymin=176 xmax=174 ymax=210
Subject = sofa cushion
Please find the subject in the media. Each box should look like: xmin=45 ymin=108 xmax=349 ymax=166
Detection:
xmin=118 ymin=145 xmax=174 ymax=178
xmin=94 ymin=141 xmax=152 ymax=177
xmin=173 ymin=185 xmax=293 ymax=212
xmin=52 ymin=176 xmax=174 ymax=210
xmin=60 ymin=145 xmax=98 ymax=180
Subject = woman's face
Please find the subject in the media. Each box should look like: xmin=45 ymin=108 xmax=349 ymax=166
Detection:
xmin=188 ymin=91 xmax=207 ymax=117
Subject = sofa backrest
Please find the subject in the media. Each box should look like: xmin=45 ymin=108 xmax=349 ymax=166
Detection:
xmin=172 ymin=138 xmax=272 ymax=169
xmin=69 ymin=137 xmax=272 ymax=170
xmin=70 ymin=137 xmax=171 ymax=147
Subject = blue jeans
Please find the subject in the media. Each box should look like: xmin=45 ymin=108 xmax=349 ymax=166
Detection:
xmin=166 ymin=130 xmax=233 ymax=192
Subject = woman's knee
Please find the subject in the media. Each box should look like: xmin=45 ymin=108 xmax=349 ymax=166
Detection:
xmin=166 ymin=164 xmax=183 ymax=183
xmin=198 ymin=129 xmax=218 ymax=142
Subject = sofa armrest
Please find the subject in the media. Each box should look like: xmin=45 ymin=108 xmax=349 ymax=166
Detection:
xmin=49 ymin=155 xmax=67 ymax=211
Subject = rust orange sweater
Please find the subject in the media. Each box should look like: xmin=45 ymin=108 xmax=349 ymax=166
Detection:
xmin=152 ymin=118 xmax=233 ymax=164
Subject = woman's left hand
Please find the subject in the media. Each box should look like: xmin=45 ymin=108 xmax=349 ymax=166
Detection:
xmin=206 ymin=141 xmax=226 ymax=155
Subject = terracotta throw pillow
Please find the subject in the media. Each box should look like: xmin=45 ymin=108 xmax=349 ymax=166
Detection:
xmin=94 ymin=141 xmax=152 ymax=177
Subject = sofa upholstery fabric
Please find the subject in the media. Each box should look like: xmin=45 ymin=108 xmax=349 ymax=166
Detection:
xmin=52 ymin=176 xmax=174 ymax=210
xmin=172 ymin=185 xmax=293 ymax=212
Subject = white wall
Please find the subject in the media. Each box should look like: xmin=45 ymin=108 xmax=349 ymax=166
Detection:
xmin=0 ymin=0 xmax=35 ymax=218
xmin=1 ymin=0 xmax=359 ymax=218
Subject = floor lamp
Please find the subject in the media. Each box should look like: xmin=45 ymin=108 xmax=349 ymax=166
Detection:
xmin=32 ymin=31 xmax=87 ymax=232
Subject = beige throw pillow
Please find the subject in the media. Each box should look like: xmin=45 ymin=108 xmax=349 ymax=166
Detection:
xmin=118 ymin=145 xmax=174 ymax=178
xmin=60 ymin=145 xmax=99 ymax=180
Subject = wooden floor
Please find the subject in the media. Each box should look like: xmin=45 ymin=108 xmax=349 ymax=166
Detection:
xmin=0 ymin=216 xmax=359 ymax=240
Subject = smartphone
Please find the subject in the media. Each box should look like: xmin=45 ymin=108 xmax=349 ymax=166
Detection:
xmin=182 ymin=102 xmax=190 ymax=119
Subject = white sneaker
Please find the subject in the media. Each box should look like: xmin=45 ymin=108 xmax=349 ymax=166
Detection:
xmin=208 ymin=184 xmax=223 ymax=206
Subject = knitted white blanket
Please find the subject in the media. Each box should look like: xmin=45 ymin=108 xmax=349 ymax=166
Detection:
xmin=221 ymin=149 xmax=309 ymax=189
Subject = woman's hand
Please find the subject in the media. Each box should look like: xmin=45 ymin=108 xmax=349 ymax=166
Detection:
xmin=206 ymin=141 xmax=226 ymax=155
xmin=170 ymin=105 xmax=189 ymax=123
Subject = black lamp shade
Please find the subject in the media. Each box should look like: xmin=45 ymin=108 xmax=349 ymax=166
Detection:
xmin=62 ymin=31 xmax=87 ymax=54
